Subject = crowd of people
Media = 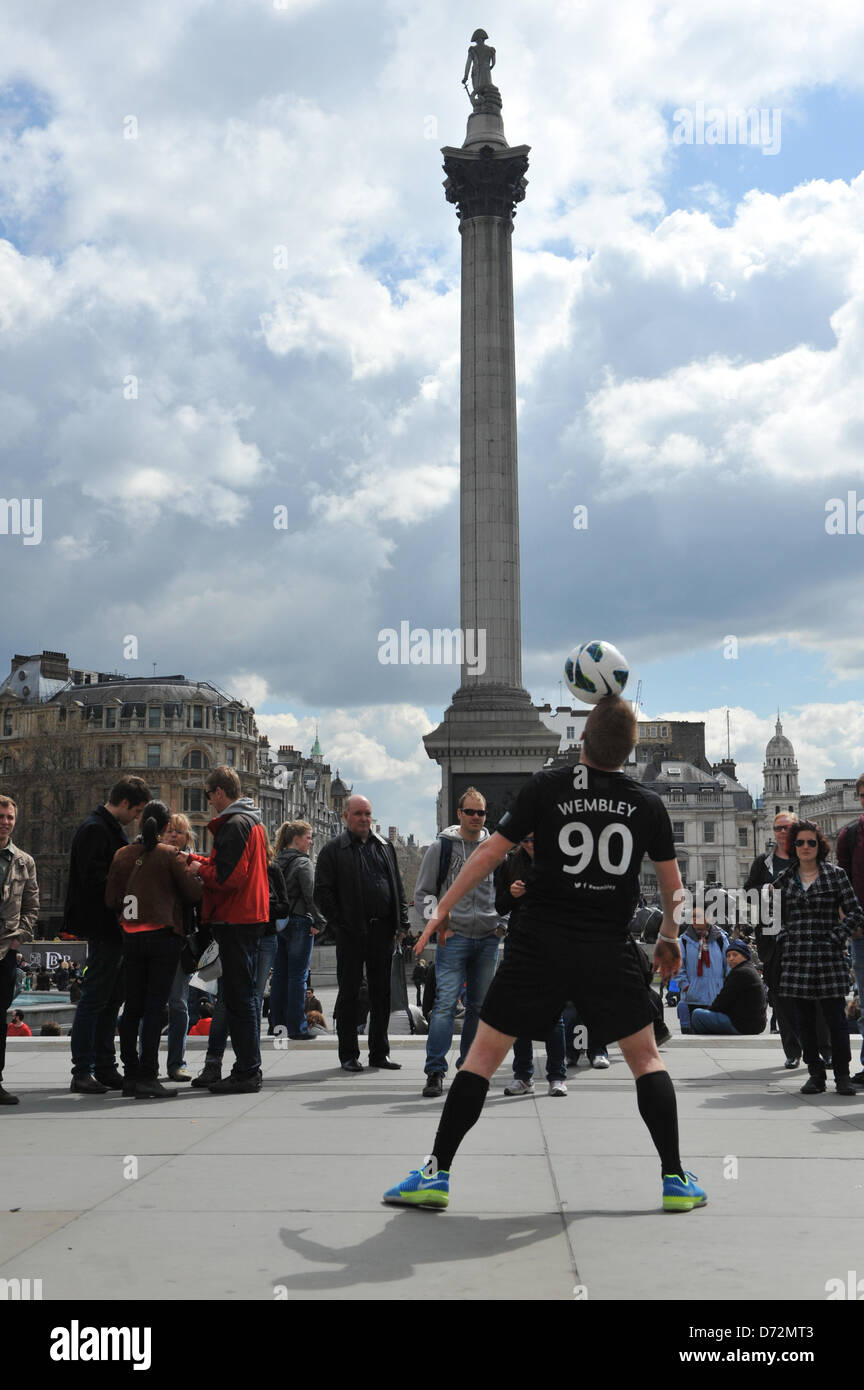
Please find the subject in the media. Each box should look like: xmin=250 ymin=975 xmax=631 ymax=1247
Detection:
xmin=2 ymin=739 xmax=864 ymax=1217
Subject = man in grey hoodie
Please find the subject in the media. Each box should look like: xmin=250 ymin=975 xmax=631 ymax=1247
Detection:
xmin=414 ymin=787 xmax=506 ymax=1097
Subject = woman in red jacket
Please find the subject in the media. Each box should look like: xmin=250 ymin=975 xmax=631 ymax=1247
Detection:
xmin=106 ymin=801 xmax=203 ymax=1099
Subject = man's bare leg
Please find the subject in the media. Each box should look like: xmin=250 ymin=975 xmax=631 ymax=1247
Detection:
xmin=459 ymin=1020 xmax=516 ymax=1080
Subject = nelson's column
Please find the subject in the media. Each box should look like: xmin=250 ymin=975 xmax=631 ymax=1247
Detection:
xmin=423 ymin=30 xmax=558 ymax=828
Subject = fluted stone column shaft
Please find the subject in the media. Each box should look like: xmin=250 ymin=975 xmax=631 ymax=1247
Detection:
xmin=459 ymin=214 xmax=522 ymax=692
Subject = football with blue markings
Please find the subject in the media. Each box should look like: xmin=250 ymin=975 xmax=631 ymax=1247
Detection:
xmin=564 ymin=640 xmax=629 ymax=704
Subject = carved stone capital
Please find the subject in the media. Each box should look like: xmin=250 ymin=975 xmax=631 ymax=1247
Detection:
xmin=443 ymin=145 xmax=529 ymax=223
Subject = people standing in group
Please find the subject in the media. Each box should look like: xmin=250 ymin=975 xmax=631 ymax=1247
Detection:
xmin=160 ymin=814 xmax=199 ymax=1083
xmin=0 ymin=796 xmax=39 ymax=1104
xmin=314 ymin=795 xmax=409 ymax=1072
xmin=390 ymin=695 xmax=706 ymax=1214
xmin=413 ymin=788 xmax=506 ymax=1098
xmin=189 ymin=767 xmax=270 ymax=1094
xmin=66 ymin=777 xmax=151 ymax=1095
xmin=106 ymin=800 xmax=203 ymax=1099
xmin=495 ymin=833 xmax=567 ymax=1097
xmin=674 ymin=912 xmax=729 ymax=1033
xmin=774 ymin=820 xmax=864 ymax=1096
xmin=271 ymin=820 xmax=326 ymax=1041
xmin=836 ymin=774 xmax=864 ymax=1084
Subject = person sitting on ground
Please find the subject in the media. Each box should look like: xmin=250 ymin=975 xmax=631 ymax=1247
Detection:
xmin=6 ymin=1010 xmax=32 ymax=1037
xmin=188 ymin=1000 xmax=214 ymax=1036
xmin=40 ymin=1020 xmax=63 ymax=1036
xmin=690 ymin=940 xmax=768 ymax=1035
xmin=675 ymin=911 xmax=729 ymax=1033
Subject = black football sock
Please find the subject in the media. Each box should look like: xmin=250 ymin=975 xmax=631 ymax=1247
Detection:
xmin=431 ymin=1070 xmax=490 ymax=1172
xmin=635 ymin=1070 xmax=684 ymax=1178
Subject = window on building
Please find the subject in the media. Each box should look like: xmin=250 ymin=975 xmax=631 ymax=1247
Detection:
xmin=104 ymin=707 xmax=117 ymax=729
xmin=227 ymin=712 xmax=235 ymax=731
xmin=147 ymin=744 xmax=161 ymax=768
xmin=704 ymin=821 xmax=715 ymax=843
xmin=192 ymin=705 xmax=203 ymax=729
xmin=649 ymin=725 xmax=657 ymax=737
xmin=738 ymin=827 xmax=749 ymax=847
xmin=2 ymin=710 xmax=12 ymax=736
xmin=182 ymin=750 xmax=209 ymax=770
xmin=672 ymin=821 xmax=685 ymax=843
xmin=704 ymin=860 xmax=718 ymax=885
xmin=660 ymin=725 xmax=669 ymax=737
xmin=148 ymin=706 xmax=161 ymax=729
xmin=99 ymin=743 xmax=123 ymax=768
xmin=183 ymin=789 xmax=205 ymax=814
xmin=566 ymin=725 xmax=575 ymax=740
xmin=225 ymin=748 xmax=235 ymax=766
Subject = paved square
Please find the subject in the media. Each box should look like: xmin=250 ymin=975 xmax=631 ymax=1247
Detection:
xmin=1 ymin=1038 xmax=862 ymax=1301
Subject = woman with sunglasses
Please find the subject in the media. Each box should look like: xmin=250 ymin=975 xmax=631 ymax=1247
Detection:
xmin=774 ymin=820 xmax=864 ymax=1095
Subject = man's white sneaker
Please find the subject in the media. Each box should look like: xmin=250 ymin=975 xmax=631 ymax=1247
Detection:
xmin=590 ymin=1054 xmax=611 ymax=1069
xmin=548 ymin=1079 xmax=568 ymax=1096
xmin=503 ymin=1078 xmax=534 ymax=1096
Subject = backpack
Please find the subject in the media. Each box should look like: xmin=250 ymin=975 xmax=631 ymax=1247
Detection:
xmin=435 ymin=836 xmax=454 ymax=896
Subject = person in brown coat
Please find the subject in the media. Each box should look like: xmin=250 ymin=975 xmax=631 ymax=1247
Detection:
xmin=106 ymin=801 xmax=202 ymax=1098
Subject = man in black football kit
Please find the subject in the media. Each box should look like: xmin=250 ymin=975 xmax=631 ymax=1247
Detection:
xmin=383 ymin=696 xmax=707 ymax=1213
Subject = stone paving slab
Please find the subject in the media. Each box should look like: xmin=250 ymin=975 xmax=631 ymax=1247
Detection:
xmin=1 ymin=1040 xmax=862 ymax=1302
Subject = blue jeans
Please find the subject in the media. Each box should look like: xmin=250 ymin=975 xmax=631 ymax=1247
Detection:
xmin=167 ymin=961 xmax=192 ymax=1071
xmin=269 ymin=918 xmax=315 ymax=1037
xmin=690 ymin=1008 xmax=740 ymax=1035
xmin=207 ymin=980 xmax=228 ymax=1062
xmin=254 ymin=932 xmax=278 ymax=1027
xmin=512 ymin=1018 xmax=566 ymax=1082
xmin=70 ymin=937 xmax=125 ymax=1079
xmin=425 ymin=932 xmax=499 ymax=1077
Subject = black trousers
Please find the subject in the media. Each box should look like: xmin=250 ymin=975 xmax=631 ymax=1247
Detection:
xmin=793 ymin=997 xmax=851 ymax=1081
xmin=334 ymin=926 xmax=393 ymax=1063
xmin=119 ymin=929 xmax=182 ymax=1080
xmin=0 ymin=949 xmax=19 ymax=1080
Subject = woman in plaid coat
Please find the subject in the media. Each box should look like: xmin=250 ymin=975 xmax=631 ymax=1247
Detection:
xmin=775 ymin=820 xmax=864 ymax=1096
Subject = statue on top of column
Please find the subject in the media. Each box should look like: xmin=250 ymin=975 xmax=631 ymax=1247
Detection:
xmin=462 ymin=29 xmax=502 ymax=112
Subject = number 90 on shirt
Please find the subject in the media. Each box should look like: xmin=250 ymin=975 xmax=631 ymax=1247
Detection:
xmin=558 ymin=821 xmax=634 ymax=875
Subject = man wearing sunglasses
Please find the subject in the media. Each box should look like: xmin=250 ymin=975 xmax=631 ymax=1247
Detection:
xmin=413 ymin=788 xmax=506 ymax=1097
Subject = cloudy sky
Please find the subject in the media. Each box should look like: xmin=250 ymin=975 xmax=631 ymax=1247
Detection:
xmin=2 ymin=0 xmax=864 ymax=839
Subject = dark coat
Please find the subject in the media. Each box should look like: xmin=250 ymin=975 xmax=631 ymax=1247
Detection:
xmin=743 ymin=852 xmax=792 ymax=962
xmin=64 ymin=806 xmax=131 ymax=940
xmin=494 ymin=846 xmax=534 ymax=928
xmin=313 ymin=830 xmax=409 ymax=938
xmin=709 ymin=960 xmax=767 ymax=1034
xmin=775 ymin=862 xmax=864 ymax=998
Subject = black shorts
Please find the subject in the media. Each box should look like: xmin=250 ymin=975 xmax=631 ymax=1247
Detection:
xmin=481 ymin=921 xmax=655 ymax=1045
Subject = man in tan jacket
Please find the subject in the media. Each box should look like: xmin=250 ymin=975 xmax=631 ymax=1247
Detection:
xmin=0 ymin=796 xmax=39 ymax=1104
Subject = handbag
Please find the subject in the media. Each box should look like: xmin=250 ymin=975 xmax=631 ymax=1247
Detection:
xmin=196 ymin=938 xmax=222 ymax=982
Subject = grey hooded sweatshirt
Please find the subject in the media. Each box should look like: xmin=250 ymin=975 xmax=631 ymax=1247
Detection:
xmin=414 ymin=825 xmax=506 ymax=939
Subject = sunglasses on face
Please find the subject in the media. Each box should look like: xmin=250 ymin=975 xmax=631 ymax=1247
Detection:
xmin=460 ymin=808 xmax=486 ymax=817
xmin=795 ymin=838 xmax=817 ymax=847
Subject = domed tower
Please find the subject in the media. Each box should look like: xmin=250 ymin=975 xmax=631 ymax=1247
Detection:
xmin=762 ymin=717 xmax=800 ymax=824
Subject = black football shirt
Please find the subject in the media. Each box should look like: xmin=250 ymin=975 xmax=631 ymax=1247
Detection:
xmin=497 ymin=764 xmax=676 ymax=938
